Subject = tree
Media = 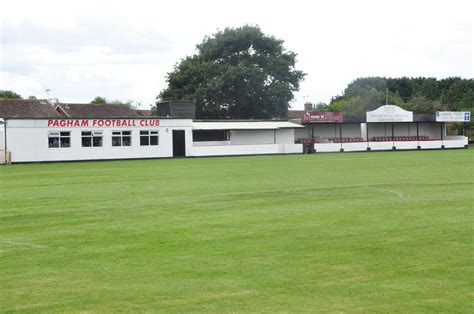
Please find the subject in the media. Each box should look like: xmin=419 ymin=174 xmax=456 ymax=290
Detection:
xmin=91 ymin=96 xmax=107 ymax=104
xmin=90 ymin=96 xmax=135 ymax=108
xmin=0 ymin=90 xmax=22 ymax=99
xmin=418 ymin=78 xmax=440 ymax=100
xmin=342 ymin=88 xmax=387 ymax=116
xmin=386 ymin=77 xmax=413 ymax=101
xmin=328 ymin=87 xmax=406 ymax=116
xmin=405 ymin=96 xmax=445 ymax=114
xmin=110 ymin=99 xmax=134 ymax=108
xmin=314 ymin=102 xmax=329 ymax=111
xmin=327 ymin=96 xmax=346 ymax=112
xmin=345 ymin=77 xmax=387 ymax=98
xmin=328 ymin=77 xmax=473 ymax=116
xmin=159 ymin=25 xmax=305 ymax=119
xmin=442 ymin=80 xmax=474 ymax=111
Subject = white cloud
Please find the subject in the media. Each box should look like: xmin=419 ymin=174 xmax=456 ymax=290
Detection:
xmin=0 ymin=72 xmax=45 ymax=97
xmin=1 ymin=0 xmax=472 ymax=109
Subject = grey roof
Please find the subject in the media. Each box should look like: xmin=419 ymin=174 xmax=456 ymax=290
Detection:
xmin=0 ymin=99 xmax=61 ymax=118
xmin=288 ymin=110 xmax=304 ymax=119
xmin=135 ymin=109 xmax=154 ymax=117
xmin=192 ymin=121 xmax=304 ymax=130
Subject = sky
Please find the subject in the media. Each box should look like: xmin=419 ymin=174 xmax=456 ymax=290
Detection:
xmin=0 ymin=0 xmax=473 ymax=110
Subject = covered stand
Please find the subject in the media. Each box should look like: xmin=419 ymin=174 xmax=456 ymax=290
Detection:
xmin=298 ymin=111 xmax=366 ymax=153
xmin=366 ymin=106 xmax=469 ymax=150
xmin=296 ymin=105 xmax=469 ymax=153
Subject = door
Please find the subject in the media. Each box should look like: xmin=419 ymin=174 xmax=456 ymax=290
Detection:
xmin=172 ymin=130 xmax=186 ymax=157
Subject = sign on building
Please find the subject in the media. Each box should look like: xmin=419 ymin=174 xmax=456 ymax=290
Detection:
xmin=366 ymin=105 xmax=413 ymax=122
xmin=436 ymin=111 xmax=471 ymax=122
xmin=301 ymin=111 xmax=343 ymax=123
xmin=47 ymin=119 xmax=161 ymax=127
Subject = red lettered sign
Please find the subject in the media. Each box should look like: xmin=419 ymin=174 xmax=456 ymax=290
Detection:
xmin=301 ymin=112 xmax=343 ymax=123
xmin=48 ymin=120 xmax=89 ymax=127
xmin=47 ymin=119 xmax=160 ymax=127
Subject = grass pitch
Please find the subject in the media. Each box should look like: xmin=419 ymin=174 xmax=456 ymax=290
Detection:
xmin=1 ymin=149 xmax=473 ymax=312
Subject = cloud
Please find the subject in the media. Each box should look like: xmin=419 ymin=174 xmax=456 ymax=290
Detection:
xmin=1 ymin=17 xmax=176 ymax=54
xmin=0 ymin=72 xmax=45 ymax=98
xmin=1 ymin=0 xmax=472 ymax=109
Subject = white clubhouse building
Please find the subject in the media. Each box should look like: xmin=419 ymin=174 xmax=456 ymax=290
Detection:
xmin=0 ymin=100 xmax=469 ymax=163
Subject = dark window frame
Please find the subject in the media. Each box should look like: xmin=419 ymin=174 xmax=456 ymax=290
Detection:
xmin=140 ymin=130 xmax=159 ymax=146
xmin=112 ymin=130 xmax=132 ymax=147
xmin=193 ymin=130 xmax=230 ymax=142
xmin=48 ymin=131 xmax=71 ymax=148
xmin=81 ymin=131 xmax=103 ymax=148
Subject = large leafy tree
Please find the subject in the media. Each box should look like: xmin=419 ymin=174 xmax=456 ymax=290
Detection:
xmin=159 ymin=25 xmax=305 ymax=119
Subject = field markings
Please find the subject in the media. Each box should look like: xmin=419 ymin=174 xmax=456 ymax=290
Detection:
xmin=0 ymin=239 xmax=48 ymax=253
xmin=364 ymin=185 xmax=405 ymax=199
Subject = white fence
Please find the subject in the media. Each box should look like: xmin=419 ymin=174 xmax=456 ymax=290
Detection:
xmin=190 ymin=143 xmax=303 ymax=157
xmin=314 ymin=137 xmax=468 ymax=152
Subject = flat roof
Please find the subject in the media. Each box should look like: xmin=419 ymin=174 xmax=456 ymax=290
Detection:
xmin=192 ymin=121 xmax=304 ymax=130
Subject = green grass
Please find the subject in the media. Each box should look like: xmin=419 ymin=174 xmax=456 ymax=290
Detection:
xmin=0 ymin=149 xmax=473 ymax=312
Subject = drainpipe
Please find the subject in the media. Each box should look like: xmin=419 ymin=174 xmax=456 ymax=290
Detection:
xmin=0 ymin=119 xmax=6 ymax=164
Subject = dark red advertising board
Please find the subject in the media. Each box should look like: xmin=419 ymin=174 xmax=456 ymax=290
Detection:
xmin=301 ymin=111 xmax=343 ymax=123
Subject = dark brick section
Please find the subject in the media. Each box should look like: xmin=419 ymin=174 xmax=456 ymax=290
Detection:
xmin=156 ymin=100 xmax=195 ymax=119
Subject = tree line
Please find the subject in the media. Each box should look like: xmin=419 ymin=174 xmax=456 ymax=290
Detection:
xmin=2 ymin=75 xmax=472 ymax=119
xmin=0 ymin=92 xmax=134 ymax=107
xmin=318 ymin=77 xmax=473 ymax=116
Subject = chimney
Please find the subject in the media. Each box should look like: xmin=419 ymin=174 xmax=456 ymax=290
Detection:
xmin=304 ymin=102 xmax=313 ymax=112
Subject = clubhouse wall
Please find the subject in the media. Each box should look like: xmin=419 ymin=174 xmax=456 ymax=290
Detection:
xmin=2 ymin=119 xmax=303 ymax=163
xmin=5 ymin=119 xmax=193 ymax=162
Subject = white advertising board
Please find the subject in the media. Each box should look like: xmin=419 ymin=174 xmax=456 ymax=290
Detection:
xmin=366 ymin=105 xmax=413 ymax=123
xmin=436 ymin=111 xmax=471 ymax=122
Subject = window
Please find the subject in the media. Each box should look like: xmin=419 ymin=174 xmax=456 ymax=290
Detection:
xmin=112 ymin=131 xmax=131 ymax=147
xmin=48 ymin=131 xmax=70 ymax=148
xmin=193 ymin=130 xmax=229 ymax=142
xmin=82 ymin=131 xmax=103 ymax=147
xmin=140 ymin=130 xmax=159 ymax=146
